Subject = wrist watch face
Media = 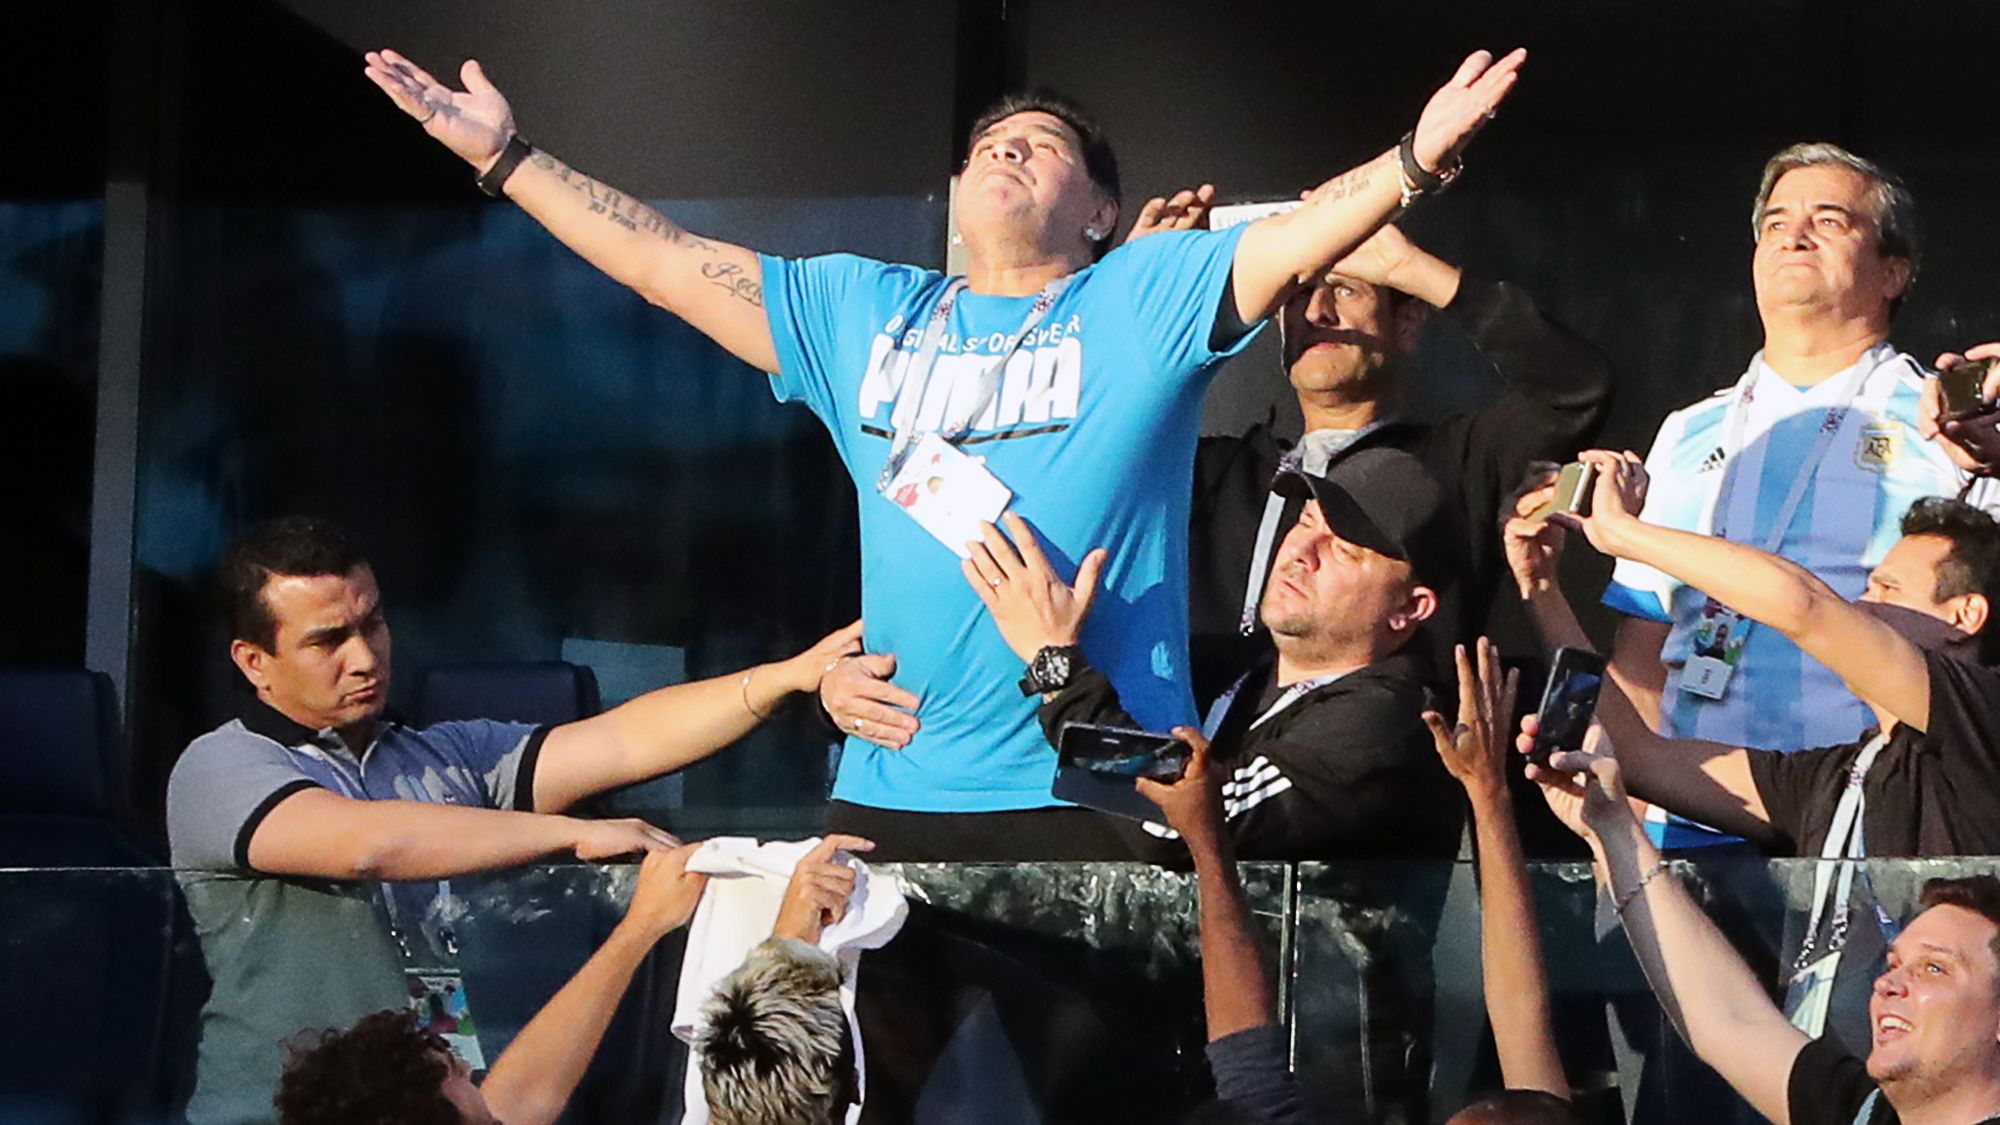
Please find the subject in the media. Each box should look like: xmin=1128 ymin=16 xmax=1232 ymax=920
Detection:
xmin=1035 ymin=647 xmax=1072 ymax=690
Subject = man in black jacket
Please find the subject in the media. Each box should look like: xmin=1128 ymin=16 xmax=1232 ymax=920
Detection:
xmin=1180 ymin=222 xmax=1612 ymax=701
xmin=964 ymin=447 xmax=1461 ymax=862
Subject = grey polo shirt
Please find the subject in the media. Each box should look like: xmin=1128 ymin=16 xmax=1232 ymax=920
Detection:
xmin=166 ymin=698 xmax=545 ymax=1125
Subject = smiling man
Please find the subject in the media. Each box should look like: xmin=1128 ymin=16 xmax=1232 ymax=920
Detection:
xmin=1599 ymin=143 xmax=1996 ymax=849
xmin=1533 ymin=733 xmax=2000 ymax=1125
xmin=363 ymin=47 xmax=1524 ymax=858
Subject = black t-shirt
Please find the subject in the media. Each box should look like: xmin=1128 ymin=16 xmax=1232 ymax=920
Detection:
xmin=1745 ymin=651 xmax=2000 ymax=857
xmin=1788 ymin=1036 xmax=2000 ymax=1124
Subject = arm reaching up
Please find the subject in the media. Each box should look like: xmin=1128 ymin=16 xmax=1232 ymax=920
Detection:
xmin=363 ymin=50 xmax=779 ymax=372
xmin=480 ymin=845 xmax=710 ymax=1125
xmin=1426 ymin=639 xmax=1567 ymax=1098
xmin=1229 ymin=49 xmax=1525 ymax=323
xmin=1527 ymin=730 xmax=1806 ymax=1124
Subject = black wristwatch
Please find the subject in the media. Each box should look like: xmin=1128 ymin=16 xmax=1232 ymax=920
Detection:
xmin=1019 ymin=644 xmax=1083 ymax=697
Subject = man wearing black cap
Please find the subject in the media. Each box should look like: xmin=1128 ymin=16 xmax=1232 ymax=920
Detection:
xmin=965 ymin=447 xmax=1462 ymax=860
xmin=1505 ymin=449 xmax=2000 ymax=858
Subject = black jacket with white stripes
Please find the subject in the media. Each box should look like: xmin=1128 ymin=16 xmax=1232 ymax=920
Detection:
xmin=1038 ymin=647 xmax=1463 ymax=863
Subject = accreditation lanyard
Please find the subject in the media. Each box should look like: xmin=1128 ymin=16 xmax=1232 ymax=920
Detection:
xmin=875 ymin=274 xmax=1074 ymax=491
xmin=1796 ymin=732 xmax=1893 ymax=969
xmin=295 ymin=738 xmax=460 ymax=964
xmin=1708 ymin=353 xmax=1885 ymax=550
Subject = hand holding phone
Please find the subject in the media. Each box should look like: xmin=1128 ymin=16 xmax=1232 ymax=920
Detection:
xmin=1940 ymin=357 xmax=1999 ymax=422
xmin=1530 ymin=462 xmax=1597 ymax=522
xmin=1052 ymin=723 xmax=1191 ymax=820
xmin=1527 ymin=646 xmax=1606 ymax=769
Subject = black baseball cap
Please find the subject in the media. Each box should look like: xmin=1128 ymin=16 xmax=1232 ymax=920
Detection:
xmin=1273 ymin=447 xmax=1452 ymax=586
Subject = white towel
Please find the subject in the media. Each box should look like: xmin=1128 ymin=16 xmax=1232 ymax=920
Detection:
xmin=671 ymin=836 xmax=908 ymax=1125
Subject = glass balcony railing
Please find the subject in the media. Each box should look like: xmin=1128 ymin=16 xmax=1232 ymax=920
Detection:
xmin=5 ymin=856 xmax=1994 ymax=1124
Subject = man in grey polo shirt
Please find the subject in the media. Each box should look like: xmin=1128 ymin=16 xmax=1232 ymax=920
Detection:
xmin=166 ymin=516 xmax=859 ymax=1124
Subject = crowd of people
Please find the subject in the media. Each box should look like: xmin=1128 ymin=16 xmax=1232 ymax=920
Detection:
xmin=144 ymin=34 xmax=2000 ymax=1125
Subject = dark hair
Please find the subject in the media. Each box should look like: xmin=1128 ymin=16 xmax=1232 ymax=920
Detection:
xmin=1900 ymin=497 xmax=2000 ymax=657
xmin=274 ymin=1010 xmax=460 ymax=1125
xmin=967 ymin=89 xmax=1121 ymax=259
xmin=1449 ymin=1089 xmax=1582 ymax=1125
xmin=1919 ymin=874 xmax=2000 ymax=974
xmin=219 ymin=516 xmax=369 ymax=650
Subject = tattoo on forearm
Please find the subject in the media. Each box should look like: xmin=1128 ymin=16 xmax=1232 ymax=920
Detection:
xmin=1307 ymin=150 xmax=1395 ymax=205
xmin=527 ymin=151 xmax=718 ymax=252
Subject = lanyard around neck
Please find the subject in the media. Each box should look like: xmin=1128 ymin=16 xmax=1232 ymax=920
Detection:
xmin=1711 ymin=350 xmax=1891 ymax=550
xmin=876 ymin=274 xmax=1074 ymax=490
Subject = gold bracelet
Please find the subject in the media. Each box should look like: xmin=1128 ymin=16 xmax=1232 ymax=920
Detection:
xmin=1613 ymin=858 xmax=1670 ymax=915
xmin=740 ymin=669 xmax=771 ymax=721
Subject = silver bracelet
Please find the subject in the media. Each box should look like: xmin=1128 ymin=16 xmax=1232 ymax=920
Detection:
xmin=1613 ymin=858 xmax=1670 ymax=915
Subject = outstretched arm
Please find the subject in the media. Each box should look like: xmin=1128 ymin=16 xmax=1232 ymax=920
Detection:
xmin=1427 ymin=639 xmax=1567 ymax=1097
xmin=532 ymin=621 xmax=864 ymax=813
xmin=363 ymin=50 xmax=779 ymax=372
xmin=1501 ymin=474 xmax=1773 ymax=839
xmin=480 ymin=846 xmax=709 ymax=1125
xmin=1564 ymin=450 xmax=1932 ymax=729
xmin=1529 ymin=733 xmax=1806 ymax=1125
xmin=1229 ymin=49 xmax=1525 ymax=323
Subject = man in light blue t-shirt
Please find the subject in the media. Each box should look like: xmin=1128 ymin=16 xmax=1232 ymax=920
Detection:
xmin=365 ymin=45 xmax=1526 ymax=857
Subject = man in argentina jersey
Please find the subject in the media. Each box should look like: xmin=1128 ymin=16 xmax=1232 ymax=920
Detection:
xmin=1603 ymin=142 xmax=1997 ymax=849
xmin=364 ymin=43 xmax=1527 ymax=856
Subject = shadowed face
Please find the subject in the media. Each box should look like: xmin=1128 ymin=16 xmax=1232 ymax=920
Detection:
xmin=1280 ymin=272 xmax=1421 ymax=403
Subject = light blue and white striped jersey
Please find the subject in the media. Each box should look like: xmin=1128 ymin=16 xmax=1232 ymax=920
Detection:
xmin=1604 ymin=343 xmax=1994 ymax=846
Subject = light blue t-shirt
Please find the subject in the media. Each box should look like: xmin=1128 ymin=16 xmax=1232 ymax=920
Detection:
xmin=762 ymin=227 xmax=1260 ymax=811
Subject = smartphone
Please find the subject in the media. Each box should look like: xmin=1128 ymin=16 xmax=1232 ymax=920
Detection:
xmin=1940 ymin=357 xmax=1998 ymax=421
xmin=1531 ymin=461 xmax=1598 ymax=521
xmin=1528 ymin=646 xmax=1607 ymax=769
xmin=1051 ymin=723 xmax=1190 ymax=820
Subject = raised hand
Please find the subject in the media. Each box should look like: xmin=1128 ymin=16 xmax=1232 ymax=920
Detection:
xmin=963 ymin=512 xmax=1108 ymax=663
xmin=1126 ymin=184 xmax=1217 ymax=243
xmin=1410 ymin=48 xmax=1527 ymax=174
xmin=1920 ymin=344 xmax=2000 ymax=475
xmin=1502 ymin=466 xmax=1566 ymax=598
xmin=1424 ymin=638 xmax=1520 ymax=800
xmin=1553 ymin=449 xmax=1648 ymax=557
xmin=1329 ymin=224 xmax=1419 ymax=290
xmin=1520 ymin=721 xmax=1632 ymax=843
xmin=362 ymin=49 xmax=516 ymax=170
xmin=771 ymin=834 xmax=876 ymax=944
xmin=820 ymin=652 xmax=920 ymax=750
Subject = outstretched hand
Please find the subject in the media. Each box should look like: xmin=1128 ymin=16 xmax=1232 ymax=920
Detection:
xmin=1126 ymin=184 xmax=1217 ymax=243
xmin=1410 ymin=48 xmax=1527 ymax=174
xmin=963 ymin=512 xmax=1108 ymax=662
xmin=1424 ymin=638 xmax=1519 ymax=801
xmin=363 ymin=49 xmax=516 ymax=170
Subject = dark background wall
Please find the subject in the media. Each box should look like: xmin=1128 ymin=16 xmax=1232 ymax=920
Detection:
xmin=11 ymin=0 xmax=2000 ymax=834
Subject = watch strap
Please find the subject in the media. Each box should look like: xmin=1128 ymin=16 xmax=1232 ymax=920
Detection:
xmin=477 ymin=134 xmax=533 ymax=198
